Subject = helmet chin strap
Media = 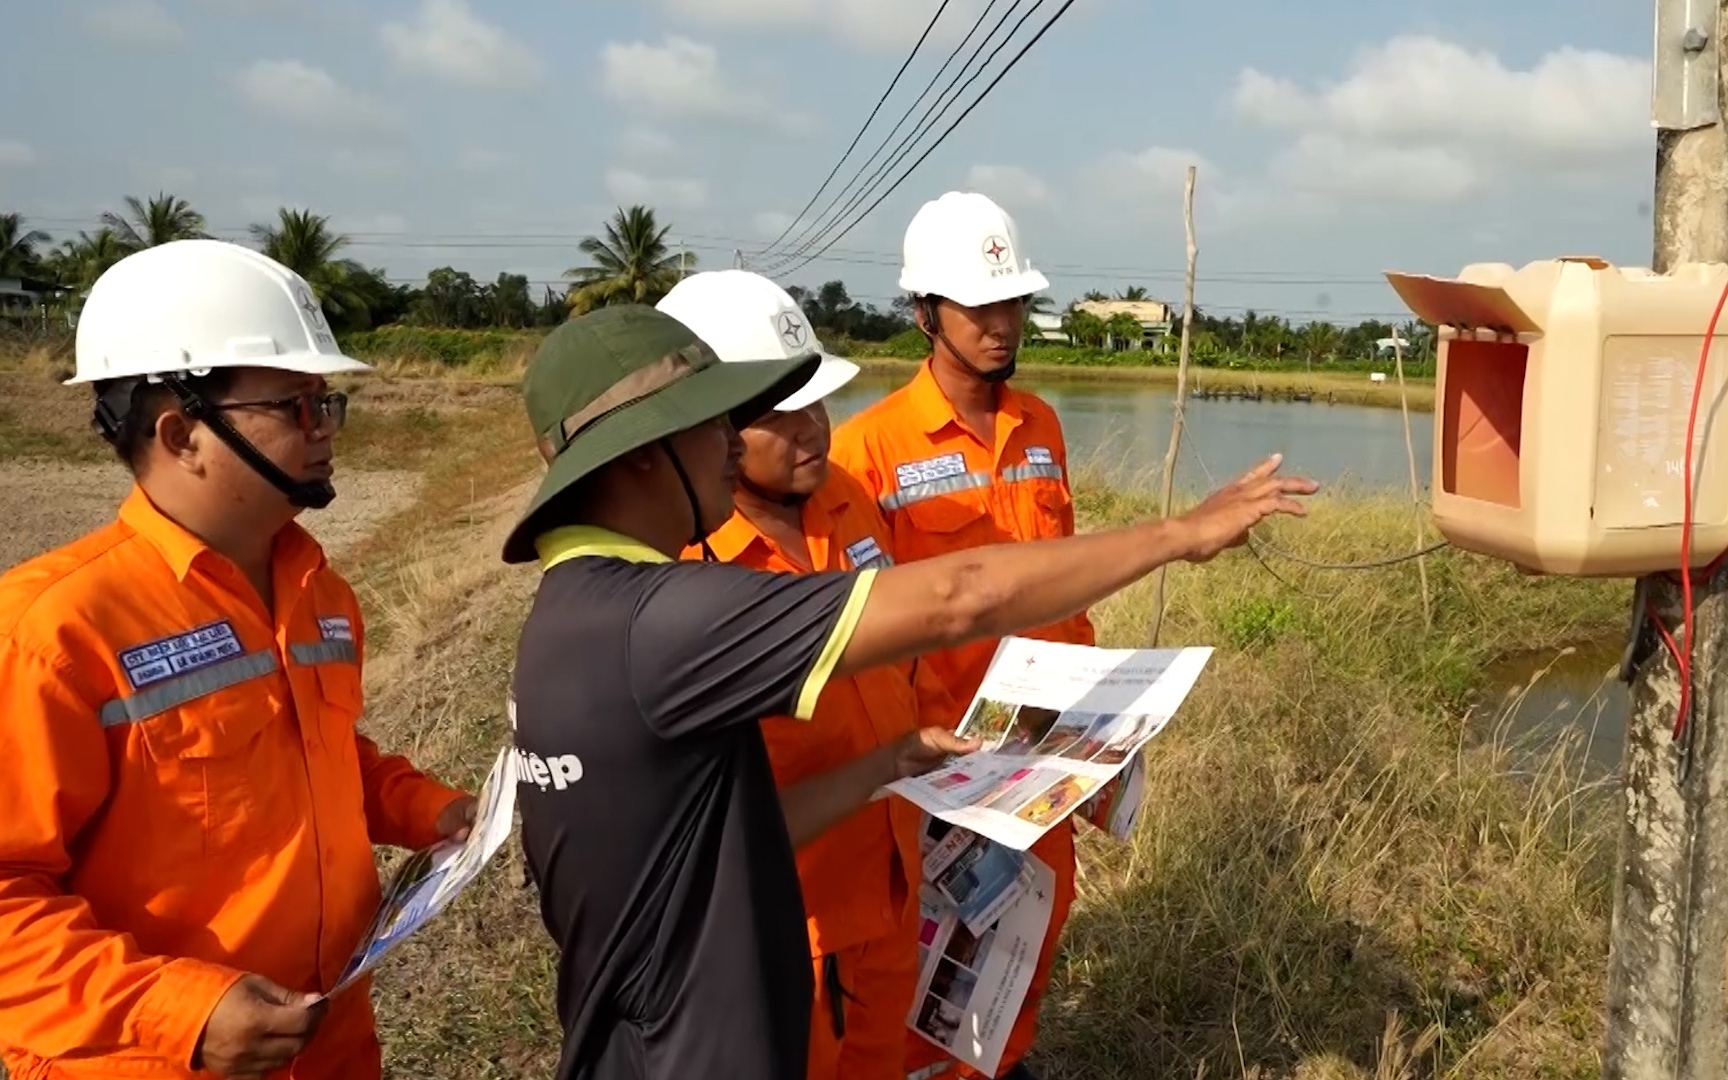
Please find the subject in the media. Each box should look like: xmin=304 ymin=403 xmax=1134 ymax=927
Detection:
xmin=160 ymin=374 xmax=337 ymax=510
xmin=920 ymin=296 xmax=1016 ymax=385
xmin=659 ymin=438 xmax=718 ymax=562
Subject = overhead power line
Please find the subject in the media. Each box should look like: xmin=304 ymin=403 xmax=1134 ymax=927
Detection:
xmin=758 ymin=0 xmax=1017 ymax=265
xmin=764 ymin=0 xmax=1082 ymax=278
xmin=757 ymin=0 xmax=956 ymax=258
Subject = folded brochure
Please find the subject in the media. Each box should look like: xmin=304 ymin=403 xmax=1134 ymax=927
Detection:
xmin=322 ymin=746 xmax=518 ymax=999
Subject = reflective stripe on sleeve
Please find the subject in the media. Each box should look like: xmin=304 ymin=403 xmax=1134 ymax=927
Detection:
xmin=98 ymin=650 xmax=279 ymax=727
xmin=289 ymin=640 xmax=357 ymax=666
xmin=1000 ymin=462 xmax=1064 ymax=484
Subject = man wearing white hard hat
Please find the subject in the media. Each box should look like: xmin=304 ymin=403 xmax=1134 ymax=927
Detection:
xmin=0 ymin=239 xmax=476 ymax=1080
xmin=829 ymin=191 xmax=1088 ymax=1080
xmin=658 ymin=269 xmax=969 ymax=1080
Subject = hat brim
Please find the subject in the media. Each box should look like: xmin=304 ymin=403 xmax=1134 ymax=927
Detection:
xmin=899 ymin=268 xmax=1050 ymax=309
xmin=773 ymin=354 xmax=859 ymax=411
xmin=501 ymin=350 xmax=821 ymax=564
xmin=61 ymin=350 xmax=373 ymax=386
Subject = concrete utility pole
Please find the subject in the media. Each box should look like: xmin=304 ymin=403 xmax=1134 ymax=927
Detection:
xmin=1605 ymin=3 xmax=1728 ymax=1076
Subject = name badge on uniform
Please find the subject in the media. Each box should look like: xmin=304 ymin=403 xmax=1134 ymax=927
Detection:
xmin=318 ymin=616 xmax=354 ymax=642
xmin=1025 ymin=446 xmax=1054 ymax=465
xmin=843 ymin=535 xmax=892 ymax=570
xmin=118 ymin=620 xmax=244 ymax=690
xmin=895 ymin=452 xmax=967 ymax=489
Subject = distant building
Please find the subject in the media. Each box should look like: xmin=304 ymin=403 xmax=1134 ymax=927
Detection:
xmin=0 ymin=276 xmax=73 ymax=325
xmin=1071 ymin=299 xmax=1174 ymax=350
xmin=1028 ymin=312 xmax=1069 ymax=344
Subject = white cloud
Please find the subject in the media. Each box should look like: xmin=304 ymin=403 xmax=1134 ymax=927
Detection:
xmin=1271 ymin=135 xmax=1480 ymax=203
xmin=620 ymin=126 xmax=678 ymax=160
xmin=604 ymin=168 xmax=707 ymax=211
xmin=458 ymin=146 xmax=509 ymax=172
xmin=966 ymin=164 xmax=1049 ymax=207
xmin=329 ymin=149 xmax=405 ymax=181
xmin=650 ymin=0 xmax=988 ymax=53
xmin=82 ymin=0 xmax=183 ymax=45
xmin=340 ymin=212 xmax=409 ymax=236
xmin=236 ymin=60 xmax=402 ymax=137
xmin=1231 ymin=36 xmax=1650 ymax=203
xmin=599 ymin=36 xmax=817 ymax=135
xmin=753 ymin=211 xmax=795 ymax=238
xmin=0 ymin=141 xmax=37 ymax=170
xmin=194 ymin=0 xmax=293 ymax=13
xmin=381 ymin=0 xmax=544 ymax=91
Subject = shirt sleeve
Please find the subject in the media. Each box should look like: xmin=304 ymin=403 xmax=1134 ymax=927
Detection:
xmin=356 ymin=736 xmax=469 ymax=851
xmin=828 ymin=424 xmax=888 ymax=506
xmin=627 ymin=563 xmax=878 ymax=741
xmin=0 ymin=637 xmax=244 ymax=1067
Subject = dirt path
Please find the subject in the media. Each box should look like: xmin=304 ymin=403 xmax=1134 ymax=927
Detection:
xmin=0 ymin=462 xmax=425 ymax=573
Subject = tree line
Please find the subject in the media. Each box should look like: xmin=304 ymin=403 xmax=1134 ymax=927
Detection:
xmin=0 ymin=194 xmax=1425 ymax=363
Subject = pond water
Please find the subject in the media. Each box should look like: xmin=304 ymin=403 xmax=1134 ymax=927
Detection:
xmin=823 ymin=372 xmax=1435 ymax=495
xmin=1478 ymin=637 xmax=1631 ymax=780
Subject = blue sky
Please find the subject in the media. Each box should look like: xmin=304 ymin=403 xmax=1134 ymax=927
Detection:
xmin=0 ymin=0 xmax=1654 ymax=323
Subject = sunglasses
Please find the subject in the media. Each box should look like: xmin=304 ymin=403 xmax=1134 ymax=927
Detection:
xmin=207 ymin=390 xmax=349 ymax=434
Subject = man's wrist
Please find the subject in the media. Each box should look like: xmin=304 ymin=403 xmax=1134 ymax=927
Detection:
xmin=1134 ymin=516 xmax=1196 ymax=564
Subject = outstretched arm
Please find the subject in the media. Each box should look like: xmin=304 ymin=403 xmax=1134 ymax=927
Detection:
xmin=836 ymin=454 xmax=1315 ymax=679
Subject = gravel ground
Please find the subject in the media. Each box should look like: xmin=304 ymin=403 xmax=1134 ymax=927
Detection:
xmin=0 ymin=462 xmax=424 ymax=573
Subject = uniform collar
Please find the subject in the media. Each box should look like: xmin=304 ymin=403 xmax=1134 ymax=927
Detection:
xmin=117 ymin=483 xmax=325 ymax=584
xmin=908 ymin=357 xmax=1026 ymax=438
xmin=703 ymin=474 xmax=851 ymax=565
xmin=536 ymin=525 xmax=671 ymax=572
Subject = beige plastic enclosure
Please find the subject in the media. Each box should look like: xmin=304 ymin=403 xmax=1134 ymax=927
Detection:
xmin=1385 ymin=256 xmax=1728 ymax=577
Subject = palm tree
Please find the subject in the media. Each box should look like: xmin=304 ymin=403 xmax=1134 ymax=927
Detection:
xmin=0 ymin=213 xmax=51 ymax=278
xmin=45 ymin=228 xmax=128 ymax=292
xmin=248 ymin=207 xmax=369 ymax=327
xmin=101 ymin=191 xmax=208 ymax=252
xmin=1116 ymin=285 xmax=1149 ymax=301
xmin=563 ymin=205 xmax=694 ymax=315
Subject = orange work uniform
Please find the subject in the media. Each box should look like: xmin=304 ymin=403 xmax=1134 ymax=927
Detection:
xmin=684 ymin=466 xmax=954 ymax=1080
xmin=0 ymin=485 xmax=467 ymax=1080
xmin=829 ymin=359 xmax=1094 ymax=1080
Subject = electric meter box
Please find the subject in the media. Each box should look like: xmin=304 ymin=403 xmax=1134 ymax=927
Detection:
xmin=1385 ymin=256 xmax=1728 ymax=577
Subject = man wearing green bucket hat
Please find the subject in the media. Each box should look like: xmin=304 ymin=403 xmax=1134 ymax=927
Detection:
xmin=502 ymin=303 xmax=1317 ymax=1080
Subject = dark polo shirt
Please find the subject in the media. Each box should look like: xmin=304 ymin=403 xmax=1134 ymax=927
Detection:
xmin=509 ymin=525 xmax=878 ymax=1080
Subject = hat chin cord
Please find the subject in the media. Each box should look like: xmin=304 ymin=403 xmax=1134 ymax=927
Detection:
xmin=920 ymin=296 xmax=1015 ymax=385
xmin=160 ymin=374 xmax=337 ymax=511
xmin=659 ymin=438 xmax=718 ymax=562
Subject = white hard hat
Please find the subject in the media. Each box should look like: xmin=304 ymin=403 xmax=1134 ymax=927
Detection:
xmin=898 ymin=191 xmax=1049 ymax=309
xmin=65 ymin=238 xmax=372 ymax=386
xmin=656 ymin=269 xmax=859 ymax=411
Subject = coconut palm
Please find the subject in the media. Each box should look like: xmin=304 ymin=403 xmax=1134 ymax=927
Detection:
xmin=45 ymin=228 xmax=128 ymax=292
xmin=563 ymin=205 xmax=694 ymax=315
xmin=249 ymin=207 xmax=368 ymax=326
xmin=101 ymin=192 xmax=209 ymax=252
xmin=0 ymin=213 xmax=51 ymax=278
xmin=1116 ymin=285 xmax=1149 ymax=301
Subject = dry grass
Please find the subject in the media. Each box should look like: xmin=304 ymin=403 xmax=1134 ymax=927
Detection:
xmin=856 ymin=357 xmax=1437 ymax=412
xmin=332 ymin=402 xmax=1625 ymax=1078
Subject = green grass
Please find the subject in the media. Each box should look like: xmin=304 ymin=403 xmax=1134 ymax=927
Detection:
xmin=337 ymin=406 xmax=1624 ymax=1079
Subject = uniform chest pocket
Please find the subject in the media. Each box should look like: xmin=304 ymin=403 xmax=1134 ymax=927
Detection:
xmin=1029 ymin=482 xmax=1075 ymax=539
xmin=135 ymin=682 xmax=302 ymax=858
xmin=901 ymin=493 xmax=990 ymax=536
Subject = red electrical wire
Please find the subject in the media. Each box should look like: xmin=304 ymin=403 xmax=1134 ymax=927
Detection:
xmin=1650 ymin=268 xmax=1728 ymax=744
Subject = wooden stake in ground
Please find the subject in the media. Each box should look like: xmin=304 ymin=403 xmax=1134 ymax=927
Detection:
xmin=1605 ymin=2 xmax=1728 ymax=1076
xmin=1391 ymin=330 xmax=1430 ymax=629
xmin=1150 ymin=164 xmax=1197 ymax=647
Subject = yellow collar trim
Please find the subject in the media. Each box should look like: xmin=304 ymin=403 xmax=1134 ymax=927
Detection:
xmin=535 ymin=525 xmax=672 ymax=572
